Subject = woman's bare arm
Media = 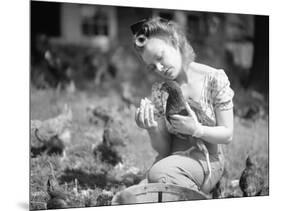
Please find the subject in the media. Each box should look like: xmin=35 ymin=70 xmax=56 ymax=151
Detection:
xmin=200 ymin=108 xmax=234 ymax=145
xmin=135 ymin=98 xmax=172 ymax=157
xmin=147 ymin=117 xmax=172 ymax=157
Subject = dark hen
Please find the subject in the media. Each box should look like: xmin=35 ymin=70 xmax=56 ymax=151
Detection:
xmin=46 ymin=162 xmax=69 ymax=209
xmin=88 ymin=105 xmax=128 ymax=167
xmin=92 ymin=142 xmax=123 ymax=166
xmin=103 ymin=118 xmax=128 ymax=148
xmin=44 ymin=48 xmax=73 ymax=88
xmin=89 ymin=105 xmax=128 ymax=148
xmin=91 ymin=111 xmax=127 ymax=166
xmin=160 ymin=81 xmax=211 ymax=192
xmin=160 ymin=81 xmax=190 ymax=122
xmin=211 ymin=180 xmax=223 ymax=199
xmin=239 ymin=156 xmax=264 ymax=197
xmin=33 ymin=131 xmax=65 ymax=157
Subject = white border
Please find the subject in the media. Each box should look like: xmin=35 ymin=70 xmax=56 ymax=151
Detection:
xmin=0 ymin=0 xmax=279 ymax=210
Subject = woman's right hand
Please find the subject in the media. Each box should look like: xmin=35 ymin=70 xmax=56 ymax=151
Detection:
xmin=135 ymin=98 xmax=158 ymax=131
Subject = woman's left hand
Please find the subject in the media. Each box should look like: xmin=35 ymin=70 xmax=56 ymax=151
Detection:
xmin=169 ymin=103 xmax=200 ymax=136
xmin=169 ymin=115 xmax=197 ymax=135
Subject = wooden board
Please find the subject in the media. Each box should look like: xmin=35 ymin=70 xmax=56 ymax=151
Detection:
xmin=112 ymin=183 xmax=208 ymax=205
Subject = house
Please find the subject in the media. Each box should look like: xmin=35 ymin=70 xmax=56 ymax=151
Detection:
xmin=31 ymin=1 xmax=255 ymax=72
xmin=31 ymin=1 xmax=219 ymax=48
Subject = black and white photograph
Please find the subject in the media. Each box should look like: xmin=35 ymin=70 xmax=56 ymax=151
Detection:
xmin=28 ymin=0 xmax=270 ymax=210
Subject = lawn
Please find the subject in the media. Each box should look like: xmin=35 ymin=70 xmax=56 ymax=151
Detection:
xmin=30 ymin=82 xmax=269 ymax=210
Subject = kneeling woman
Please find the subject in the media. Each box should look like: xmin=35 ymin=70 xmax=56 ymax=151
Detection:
xmin=133 ymin=17 xmax=234 ymax=193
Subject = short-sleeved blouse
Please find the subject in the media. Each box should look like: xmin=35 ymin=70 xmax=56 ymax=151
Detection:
xmin=150 ymin=62 xmax=234 ymax=131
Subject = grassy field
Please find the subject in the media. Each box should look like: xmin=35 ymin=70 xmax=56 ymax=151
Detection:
xmin=30 ymin=83 xmax=269 ymax=210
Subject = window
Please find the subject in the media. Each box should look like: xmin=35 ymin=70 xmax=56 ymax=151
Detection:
xmin=186 ymin=13 xmax=207 ymax=42
xmin=82 ymin=11 xmax=109 ymax=36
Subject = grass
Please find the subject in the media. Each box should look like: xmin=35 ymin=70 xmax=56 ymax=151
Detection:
xmin=30 ymin=82 xmax=269 ymax=210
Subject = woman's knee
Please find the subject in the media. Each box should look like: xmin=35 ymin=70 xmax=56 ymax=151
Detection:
xmin=147 ymin=160 xmax=169 ymax=183
xmin=147 ymin=160 xmax=199 ymax=191
xmin=147 ymin=155 xmax=204 ymax=188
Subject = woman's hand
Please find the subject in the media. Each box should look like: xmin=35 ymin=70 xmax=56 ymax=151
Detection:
xmin=135 ymin=98 xmax=158 ymax=131
xmin=169 ymin=103 xmax=203 ymax=137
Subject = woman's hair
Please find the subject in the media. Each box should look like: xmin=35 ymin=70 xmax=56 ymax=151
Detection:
xmin=131 ymin=17 xmax=195 ymax=68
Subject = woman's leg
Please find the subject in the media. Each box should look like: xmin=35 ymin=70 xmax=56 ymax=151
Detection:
xmin=147 ymin=155 xmax=204 ymax=191
xmin=147 ymin=153 xmax=224 ymax=193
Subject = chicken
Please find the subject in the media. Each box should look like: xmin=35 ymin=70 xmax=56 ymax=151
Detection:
xmin=44 ymin=48 xmax=73 ymax=88
xmin=31 ymin=104 xmax=72 ymax=157
xmin=160 ymin=81 xmax=190 ymax=122
xmin=46 ymin=162 xmax=69 ymax=209
xmin=211 ymin=180 xmax=223 ymax=199
xmin=92 ymin=142 xmax=123 ymax=166
xmin=89 ymin=105 xmax=128 ymax=166
xmin=160 ymin=81 xmax=211 ymax=192
xmin=239 ymin=156 xmax=264 ymax=197
xmin=33 ymin=133 xmax=65 ymax=157
xmin=89 ymin=105 xmax=128 ymax=147
xmin=103 ymin=118 xmax=128 ymax=148
xmin=93 ymin=125 xmax=125 ymax=166
xmin=31 ymin=34 xmax=50 ymax=66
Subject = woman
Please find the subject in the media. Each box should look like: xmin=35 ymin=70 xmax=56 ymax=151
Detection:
xmin=133 ymin=17 xmax=234 ymax=194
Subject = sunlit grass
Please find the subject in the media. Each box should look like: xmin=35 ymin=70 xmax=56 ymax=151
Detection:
xmin=30 ymin=86 xmax=269 ymax=209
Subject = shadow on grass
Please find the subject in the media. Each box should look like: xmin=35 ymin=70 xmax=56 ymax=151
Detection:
xmin=59 ymin=168 xmax=123 ymax=190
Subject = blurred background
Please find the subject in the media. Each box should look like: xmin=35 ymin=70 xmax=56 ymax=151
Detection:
xmin=31 ymin=0 xmax=268 ymax=95
xmin=30 ymin=1 xmax=269 ymax=210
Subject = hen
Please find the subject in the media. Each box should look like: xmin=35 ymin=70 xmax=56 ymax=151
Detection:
xmin=211 ymin=180 xmax=223 ymax=199
xmin=31 ymin=104 xmax=72 ymax=157
xmin=46 ymin=162 xmax=69 ymax=209
xmin=44 ymin=48 xmax=73 ymax=88
xmin=91 ymin=106 xmax=128 ymax=166
xmin=92 ymin=141 xmax=123 ymax=166
xmin=239 ymin=156 xmax=264 ymax=197
xmin=160 ymin=81 xmax=211 ymax=192
xmin=89 ymin=105 xmax=128 ymax=147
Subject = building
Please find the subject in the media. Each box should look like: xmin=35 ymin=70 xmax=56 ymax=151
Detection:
xmin=31 ymin=1 xmax=255 ymax=75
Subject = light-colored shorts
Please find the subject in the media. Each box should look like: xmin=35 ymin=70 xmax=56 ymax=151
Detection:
xmin=146 ymin=149 xmax=225 ymax=194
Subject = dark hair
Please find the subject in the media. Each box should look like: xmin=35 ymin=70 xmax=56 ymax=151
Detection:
xmin=131 ymin=17 xmax=195 ymax=68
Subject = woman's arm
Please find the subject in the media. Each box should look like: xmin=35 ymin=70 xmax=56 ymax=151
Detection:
xmin=135 ymin=98 xmax=172 ymax=157
xmin=147 ymin=117 xmax=172 ymax=157
xmin=200 ymin=108 xmax=233 ymax=145
xmin=169 ymin=106 xmax=234 ymax=145
xmin=201 ymin=68 xmax=234 ymax=144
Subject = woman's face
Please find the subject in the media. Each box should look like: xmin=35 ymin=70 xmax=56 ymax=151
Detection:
xmin=140 ymin=37 xmax=182 ymax=80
